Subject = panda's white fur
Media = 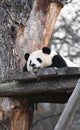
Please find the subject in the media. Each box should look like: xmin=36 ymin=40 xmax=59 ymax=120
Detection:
xmin=61 ymin=56 xmax=78 ymax=67
xmin=27 ymin=49 xmax=57 ymax=73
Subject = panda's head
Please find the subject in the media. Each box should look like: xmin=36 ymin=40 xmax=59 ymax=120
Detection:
xmin=24 ymin=47 xmax=56 ymax=73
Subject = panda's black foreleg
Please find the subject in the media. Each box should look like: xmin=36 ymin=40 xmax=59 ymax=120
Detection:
xmin=23 ymin=63 xmax=28 ymax=72
xmin=51 ymin=55 xmax=67 ymax=68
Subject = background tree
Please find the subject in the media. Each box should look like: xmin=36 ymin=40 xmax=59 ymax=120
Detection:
xmin=50 ymin=0 xmax=80 ymax=65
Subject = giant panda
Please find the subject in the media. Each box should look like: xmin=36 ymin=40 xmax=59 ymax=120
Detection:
xmin=23 ymin=47 xmax=78 ymax=73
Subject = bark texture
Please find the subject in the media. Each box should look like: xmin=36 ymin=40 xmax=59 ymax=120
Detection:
xmin=0 ymin=1 xmax=33 ymax=130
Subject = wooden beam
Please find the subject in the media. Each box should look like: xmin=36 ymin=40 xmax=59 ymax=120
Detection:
xmin=54 ymin=79 xmax=80 ymax=130
xmin=0 ymin=76 xmax=79 ymax=96
xmin=0 ymin=67 xmax=80 ymax=103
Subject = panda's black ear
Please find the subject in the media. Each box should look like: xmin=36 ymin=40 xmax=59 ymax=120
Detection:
xmin=42 ymin=47 xmax=51 ymax=54
xmin=24 ymin=53 xmax=30 ymax=61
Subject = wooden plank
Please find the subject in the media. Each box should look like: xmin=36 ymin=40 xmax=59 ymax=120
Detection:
xmin=0 ymin=76 xmax=79 ymax=95
xmin=10 ymin=67 xmax=80 ymax=81
xmin=54 ymin=79 xmax=80 ymax=130
xmin=10 ymin=67 xmax=56 ymax=81
xmin=0 ymin=77 xmax=79 ymax=103
xmin=56 ymin=67 xmax=80 ymax=76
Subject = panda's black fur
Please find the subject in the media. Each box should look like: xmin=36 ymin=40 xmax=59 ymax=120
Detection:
xmin=23 ymin=47 xmax=77 ymax=73
xmin=42 ymin=47 xmax=51 ymax=54
xmin=50 ymin=55 xmax=67 ymax=67
xmin=23 ymin=63 xmax=28 ymax=72
xmin=23 ymin=53 xmax=30 ymax=72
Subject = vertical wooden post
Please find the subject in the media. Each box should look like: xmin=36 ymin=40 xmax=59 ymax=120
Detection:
xmin=10 ymin=98 xmax=33 ymax=130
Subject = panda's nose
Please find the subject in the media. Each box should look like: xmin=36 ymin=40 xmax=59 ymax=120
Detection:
xmin=31 ymin=64 xmax=35 ymax=67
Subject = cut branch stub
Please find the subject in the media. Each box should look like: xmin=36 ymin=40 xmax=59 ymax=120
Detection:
xmin=15 ymin=0 xmax=62 ymax=72
xmin=50 ymin=0 xmax=69 ymax=7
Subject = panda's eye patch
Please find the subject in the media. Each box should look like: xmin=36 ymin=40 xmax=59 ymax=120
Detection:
xmin=37 ymin=58 xmax=42 ymax=63
xmin=29 ymin=60 xmax=32 ymax=65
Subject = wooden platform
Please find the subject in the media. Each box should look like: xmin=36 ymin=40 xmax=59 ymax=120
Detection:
xmin=0 ymin=67 xmax=80 ymax=103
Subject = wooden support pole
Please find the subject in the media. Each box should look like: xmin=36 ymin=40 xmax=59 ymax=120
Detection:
xmin=54 ymin=79 xmax=80 ymax=130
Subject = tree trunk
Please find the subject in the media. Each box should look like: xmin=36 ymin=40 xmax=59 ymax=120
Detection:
xmin=0 ymin=98 xmax=32 ymax=130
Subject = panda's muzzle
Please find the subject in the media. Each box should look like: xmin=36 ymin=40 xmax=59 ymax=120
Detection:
xmin=29 ymin=62 xmax=40 ymax=73
xmin=29 ymin=60 xmax=36 ymax=68
xmin=31 ymin=63 xmax=36 ymax=68
xmin=33 ymin=67 xmax=40 ymax=73
xmin=31 ymin=64 xmax=40 ymax=73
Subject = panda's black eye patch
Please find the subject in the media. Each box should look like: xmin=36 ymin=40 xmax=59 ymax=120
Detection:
xmin=37 ymin=58 xmax=42 ymax=63
xmin=29 ymin=60 xmax=32 ymax=65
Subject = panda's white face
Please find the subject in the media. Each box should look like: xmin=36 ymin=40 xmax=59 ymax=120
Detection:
xmin=27 ymin=50 xmax=56 ymax=73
